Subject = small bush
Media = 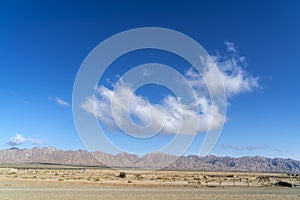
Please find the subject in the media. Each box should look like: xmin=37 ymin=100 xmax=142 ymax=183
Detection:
xmin=135 ymin=174 xmax=143 ymax=180
xmin=119 ymin=172 xmax=126 ymax=178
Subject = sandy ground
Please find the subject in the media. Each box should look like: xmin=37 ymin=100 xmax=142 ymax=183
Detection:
xmin=1 ymin=166 xmax=300 ymax=199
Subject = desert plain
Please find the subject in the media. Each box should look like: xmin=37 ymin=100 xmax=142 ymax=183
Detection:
xmin=0 ymin=164 xmax=300 ymax=200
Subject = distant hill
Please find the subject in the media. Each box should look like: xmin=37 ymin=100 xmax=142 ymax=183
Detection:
xmin=0 ymin=147 xmax=299 ymax=173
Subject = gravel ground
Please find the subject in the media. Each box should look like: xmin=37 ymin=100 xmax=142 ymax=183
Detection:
xmin=1 ymin=187 xmax=300 ymax=200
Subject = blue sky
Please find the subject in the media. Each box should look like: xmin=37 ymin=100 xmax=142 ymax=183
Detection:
xmin=0 ymin=0 xmax=300 ymax=159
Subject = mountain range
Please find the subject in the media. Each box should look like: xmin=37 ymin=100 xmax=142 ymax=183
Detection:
xmin=0 ymin=147 xmax=299 ymax=173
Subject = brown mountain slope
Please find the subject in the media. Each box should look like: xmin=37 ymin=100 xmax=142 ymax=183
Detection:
xmin=0 ymin=147 xmax=299 ymax=173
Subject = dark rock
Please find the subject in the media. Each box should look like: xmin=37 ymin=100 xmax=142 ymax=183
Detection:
xmin=275 ymin=181 xmax=293 ymax=187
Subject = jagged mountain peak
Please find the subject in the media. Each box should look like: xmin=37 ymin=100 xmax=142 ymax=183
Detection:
xmin=0 ymin=147 xmax=299 ymax=173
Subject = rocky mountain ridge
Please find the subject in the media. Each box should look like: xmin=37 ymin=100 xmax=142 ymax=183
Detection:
xmin=0 ymin=147 xmax=299 ymax=173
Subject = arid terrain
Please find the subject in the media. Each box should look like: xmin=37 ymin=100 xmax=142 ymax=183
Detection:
xmin=1 ymin=164 xmax=300 ymax=200
xmin=1 ymin=147 xmax=300 ymax=173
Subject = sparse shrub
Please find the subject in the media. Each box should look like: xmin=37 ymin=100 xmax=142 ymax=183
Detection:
xmin=58 ymin=178 xmax=64 ymax=182
xmin=119 ymin=172 xmax=126 ymax=178
xmin=205 ymin=180 xmax=209 ymax=186
xmin=94 ymin=177 xmax=100 ymax=182
xmin=12 ymin=175 xmax=18 ymax=178
xmin=128 ymin=180 xmax=132 ymax=183
xmin=247 ymin=180 xmax=250 ymax=186
xmin=135 ymin=174 xmax=143 ymax=180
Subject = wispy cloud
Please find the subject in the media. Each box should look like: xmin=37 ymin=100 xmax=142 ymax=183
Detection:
xmin=7 ymin=134 xmax=42 ymax=147
xmin=142 ymin=68 xmax=152 ymax=76
xmin=224 ymin=41 xmax=237 ymax=53
xmin=219 ymin=144 xmax=269 ymax=151
xmin=81 ymin=42 xmax=259 ymax=136
xmin=49 ymin=96 xmax=70 ymax=107
xmin=55 ymin=97 xmax=69 ymax=107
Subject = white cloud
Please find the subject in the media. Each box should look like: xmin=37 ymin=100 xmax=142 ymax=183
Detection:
xmin=50 ymin=96 xmax=70 ymax=107
xmin=213 ymin=56 xmax=259 ymax=97
xmin=7 ymin=134 xmax=26 ymax=146
xmin=185 ymin=42 xmax=259 ymax=98
xmin=81 ymin=83 xmax=225 ymax=135
xmin=7 ymin=134 xmax=42 ymax=146
xmin=80 ymin=42 xmax=259 ymax=136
